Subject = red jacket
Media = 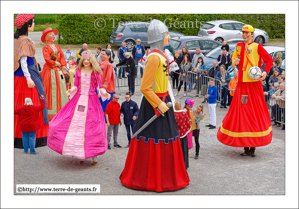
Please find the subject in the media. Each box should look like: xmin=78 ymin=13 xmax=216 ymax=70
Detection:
xmin=14 ymin=99 xmax=45 ymax=132
xmin=105 ymin=101 xmax=121 ymax=125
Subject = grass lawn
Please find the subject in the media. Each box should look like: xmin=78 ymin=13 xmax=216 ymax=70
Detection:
xmin=268 ymin=39 xmax=285 ymax=43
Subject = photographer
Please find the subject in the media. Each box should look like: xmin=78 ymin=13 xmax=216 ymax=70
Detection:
xmin=115 ymin=52 xmax=136 ymax=95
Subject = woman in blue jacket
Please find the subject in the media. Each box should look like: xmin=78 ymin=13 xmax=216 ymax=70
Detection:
xmin=215 ymin=64 xmax=231 ymax=108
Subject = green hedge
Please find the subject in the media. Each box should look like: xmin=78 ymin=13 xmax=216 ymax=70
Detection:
xmin=57 ymin=14 xmax=285 ymax=44
xmin=14 ymin=14 xmax=57 ymax=25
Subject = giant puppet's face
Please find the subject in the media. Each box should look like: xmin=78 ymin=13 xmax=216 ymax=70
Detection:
xmin=163 ymin=32 xmax=171 ymax=47
xmin=46 ymin=32 xmax=55 ymax=44
xmin=28 ymin=19 xmax=35 ymax=33
xmin=242 ymin=31 xmax=253 ymax=43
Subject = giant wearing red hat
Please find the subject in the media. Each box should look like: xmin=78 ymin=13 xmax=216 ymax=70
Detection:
xmin=217 ymin=25 xmax=273 ymax=157
xmin=40 ymin=27 xmax=68 ymax=121
xmin=14 ymin=14 xmax=49 ymax=148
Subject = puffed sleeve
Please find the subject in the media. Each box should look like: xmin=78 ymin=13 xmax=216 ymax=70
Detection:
xmin=42 ymin=45 xmax=56 ymax=67
xmin=140 ymin=55 xmax=162 ymax=108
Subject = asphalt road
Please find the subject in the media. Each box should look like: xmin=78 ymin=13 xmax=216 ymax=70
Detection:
xmin=14 ymin=32 xmax=285 ymax=195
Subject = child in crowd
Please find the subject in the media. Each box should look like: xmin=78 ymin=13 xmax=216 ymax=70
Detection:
xmin=222 ymin=40 xmax=229 ymax=54
xmin=65 ymin=56 xmax=77 ymax=73
xmin=196 ymin=70 xmax=209 ymax=103
xmin=64 ymin=72 xmax=71 ymax=90
xmin=193 ymin=104 xmax=206 ymax=159
xmin=205 ymin=78 xmax=217 ymax=129
xmin=95 ymin=46 xmax=102 ymax=62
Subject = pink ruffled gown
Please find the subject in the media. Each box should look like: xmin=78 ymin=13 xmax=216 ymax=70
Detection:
xmin=48 ymin=69 xmax=107 ymax=159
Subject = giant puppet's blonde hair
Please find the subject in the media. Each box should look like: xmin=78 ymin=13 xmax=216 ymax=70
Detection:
xmin=78 ymin=50 xmax=102 ymax=74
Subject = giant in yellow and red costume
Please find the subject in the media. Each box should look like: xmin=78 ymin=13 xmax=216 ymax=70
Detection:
xmin=217 ymin=25 xmax=273 ymax=148
xmin=120 ymin=19 xmax=189 ymax=192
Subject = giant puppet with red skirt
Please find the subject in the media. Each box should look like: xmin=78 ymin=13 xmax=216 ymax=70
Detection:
xmin=217 ymin=25 xmax=273 ymax=157
xmin=14 ymin=14 xmax=49 ymax=148
xmin=119 ymin=19 xmax=189 ymax=192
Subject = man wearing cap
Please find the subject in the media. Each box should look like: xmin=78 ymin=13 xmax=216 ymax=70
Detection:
xmin=217 ymin=25 xmax=273 ymax=157
xmin=40 ymin=27 xmax=68 ymax=121
xmin=217 ymin=46 xmax=231 ymax=70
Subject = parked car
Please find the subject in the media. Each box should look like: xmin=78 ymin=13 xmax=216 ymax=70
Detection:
xmin=204 ymin=44 xmax=236 ymax=70
xmin=110 ymin=22 xmax=185 ymax=51
xmin=263 ymin=46 xmax=285 ymax=61
xmin=204 ymin=45 xmax=285 ymax=71
xmin=198 ymin=20 xmax=269 ymax=45
xmin=169 ymin=36 xmax=221 ymax=59
xmin=280 ymin=59 xmax=285 ymax=71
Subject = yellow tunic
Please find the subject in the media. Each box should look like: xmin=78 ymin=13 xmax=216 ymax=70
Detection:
xmin=232 ymin=42 xmax=261 ymax=82
xmin=140 ymin=52 xmax=169 ymax=108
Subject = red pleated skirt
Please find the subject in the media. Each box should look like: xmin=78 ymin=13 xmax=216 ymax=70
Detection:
xmin=14 ymin=76 xmax=49 ymax=148
xmin=119 ymin=136 xmax=190 ymax=192
xmin=217 ymin=81 xmax=272 ymax=147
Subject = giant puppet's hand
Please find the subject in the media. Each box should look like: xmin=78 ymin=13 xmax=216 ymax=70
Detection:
xmin=259 ymin=71 xmax=267 ymax=81
xmin=27 ymin=79 xmax=35 ymax=88
xmin=234 ymin=57 xmax=240 ymax=66
xmin=157 ymin=102 xmax=169 ymax=114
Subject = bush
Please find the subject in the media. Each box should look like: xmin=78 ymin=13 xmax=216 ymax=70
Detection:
xmin=14 ymin=14 xmax=57 ymax=25
xmin=57 ymin=14 xmax=285 ymax=44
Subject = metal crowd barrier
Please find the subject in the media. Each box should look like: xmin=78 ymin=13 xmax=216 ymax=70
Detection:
xmin=174 ymin=71 xmax=221 ymax=106
xmin=114 ymin=65 xmax=142 ymax=90
xmin=265 ymin=94 xmax=285 ymax=125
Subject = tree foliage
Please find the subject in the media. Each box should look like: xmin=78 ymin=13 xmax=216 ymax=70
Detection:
xmin=57 ymin=14 xmax=285 ymax=44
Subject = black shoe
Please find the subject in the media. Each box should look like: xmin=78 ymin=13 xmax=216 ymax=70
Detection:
xmin=251 ymin=154 xmax=256 ymax=157
xmin=240 ymin=152 xmax=251 ymax=156
xmin=224 ymin=106 xmax=227 ymax=108
xmin=125 ymin=144 xmax=130 ymax=148
xmin=194 ymin=155 xmax=199 ymax=159
xmin=108 ymin=145 xmax=111 ymax=150
xmin=114 ymin=144 xmax=122 ymax=148
xmin=227 ymin=103 xmax=230 ymax=106
xmin=220 ymin=106 xmax=224 ymax=108
xmin=282 ymin=127 xmax=285 ymax=130
xmin=205 ymin=124 xmax=212 ymax=127
xmin=209 ymin=126 xmax=216 ymax=129
xmin=131 ymin=93 xmax=134 ymax=96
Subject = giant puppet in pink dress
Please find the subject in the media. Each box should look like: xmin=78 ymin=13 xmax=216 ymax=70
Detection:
xmin=47 ymin=51 xmax=110 ymax=166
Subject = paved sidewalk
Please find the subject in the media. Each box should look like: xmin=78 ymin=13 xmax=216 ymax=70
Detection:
xmin=14 ymin=85 xmax=285 ymax=195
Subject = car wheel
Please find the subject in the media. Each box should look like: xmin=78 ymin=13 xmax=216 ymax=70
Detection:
xmin=125 ymin=40 xmax=135 ymax=52
xmin=215 ymin=37 xmax=224 ymax=44
xmin=255 ymin=36 xmax=264 ymax=45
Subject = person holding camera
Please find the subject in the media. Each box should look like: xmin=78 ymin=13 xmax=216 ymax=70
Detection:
xmin=114 ymin=52 xmax=136 ymax=95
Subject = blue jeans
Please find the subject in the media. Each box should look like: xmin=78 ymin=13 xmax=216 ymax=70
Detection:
xmin=125 ymin=124 xmax=136 ymax=144
xmin=221 ymin=85 xmax=228 ymax=106
xmin=134 ymin=57 xmax=143 ymax=77
xmin=21 ymin=131 xmax=37 ymax=154
xmin=188 ymin=81 xmax=194 ymax=91
xmin=118 ymin=66 xmax=126 ymax=78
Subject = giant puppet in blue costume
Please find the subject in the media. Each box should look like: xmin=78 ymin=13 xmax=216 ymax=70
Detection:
xmin=119 ymin=19 xmax=189 ymax=192
xmin=14 ymin=14 xmax=49 ymax=148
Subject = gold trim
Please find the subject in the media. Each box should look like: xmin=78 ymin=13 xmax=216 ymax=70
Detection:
xmin=220 ymin=123 xmax=272 ymax=137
